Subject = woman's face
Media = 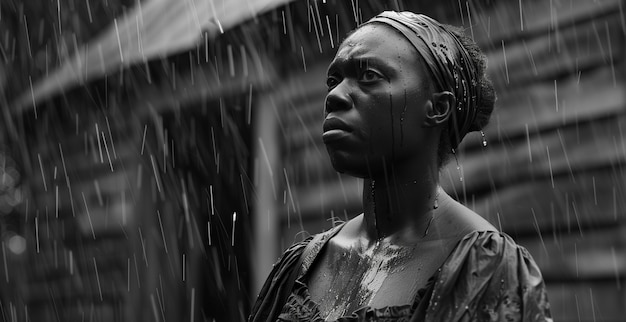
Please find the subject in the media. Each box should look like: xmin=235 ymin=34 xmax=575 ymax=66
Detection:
xmin=323 ymin=24 xmax=434 ymax=178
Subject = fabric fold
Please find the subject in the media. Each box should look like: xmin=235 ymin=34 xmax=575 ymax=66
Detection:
xmin=250 ymin=229 xmax=552 ymax=322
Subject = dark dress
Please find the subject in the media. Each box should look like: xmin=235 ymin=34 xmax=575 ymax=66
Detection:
xmin=249 ymin=223 xmax=552 ymax=322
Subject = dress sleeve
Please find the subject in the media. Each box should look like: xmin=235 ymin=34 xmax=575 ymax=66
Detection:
xmin=248 ymin=238 xmax=311 ymax=322
xmin=424 ymin=231 xmax=552 ymax=322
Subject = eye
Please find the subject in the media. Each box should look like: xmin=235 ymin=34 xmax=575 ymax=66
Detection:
xmin=359 ymin=70 xmax=383 ymax=83
xmin=326 ymin=75 xmax=341 ymax=90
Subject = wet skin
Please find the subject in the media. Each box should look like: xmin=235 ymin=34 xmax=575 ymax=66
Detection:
xmin=322 ymin=23 xmax=438 ymax=179
xmin=308 ymin=23 xmax=496 ymax=318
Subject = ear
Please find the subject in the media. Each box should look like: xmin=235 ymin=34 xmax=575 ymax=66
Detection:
xmin=423 ymin=91 xmax=455 ymax=127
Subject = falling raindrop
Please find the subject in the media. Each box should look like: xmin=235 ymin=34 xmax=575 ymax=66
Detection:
xmin=231 ymin=212 xmax=237 ymax=247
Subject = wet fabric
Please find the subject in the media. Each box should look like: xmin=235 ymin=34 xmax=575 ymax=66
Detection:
xmin=249 ymin=225 xmax=552 ymax=322
xmin=276 ymin=277 xmax=433 ymax=322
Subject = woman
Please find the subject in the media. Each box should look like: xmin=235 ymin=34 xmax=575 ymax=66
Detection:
xmin=250 ymin=11 xmax=552 ymax=321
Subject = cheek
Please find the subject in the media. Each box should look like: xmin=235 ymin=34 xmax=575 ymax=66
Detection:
xmin=397 ymin=86 xmax=428 ymax=122
xmin=362 ymin=97 xmax=393 ymax=134
xmin=390 ymin=88 xmax=428 ymax=148
xmin=361 ymin=91 xmax=406 ymax=132
xmin=357 ymin=86 xmax=424 ymax=144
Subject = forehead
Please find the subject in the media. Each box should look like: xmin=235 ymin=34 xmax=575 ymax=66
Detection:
xmin=333 ymin=23 xmax=420 ymax=66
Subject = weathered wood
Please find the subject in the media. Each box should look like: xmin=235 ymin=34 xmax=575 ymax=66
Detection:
xmin=30 ymin=120 xmax=142 ymax=158
xmin=470 ymin=168 xmax=626 ymax=235
xmin=518 ymin=224 xmax=626 ymax=281
xmin=30 ymin=170 xmax=136 ymax=221
xmin=547 ymin=279 xmax=626 ymax=321
xmin=485 ymin=11 xmax=624 ymax=89
xmin=28 ymin=142 xmax=141 ymax=194
xmin=480 ymin=63 xmax=625 ymax=146
xmin=442 ymin=113 xmax=626 ymax=194
xmin=471 ymin=0 xmax=622 ymax=47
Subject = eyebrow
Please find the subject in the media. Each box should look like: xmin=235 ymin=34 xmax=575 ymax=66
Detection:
xmin=327 ymin=56 xmax=393 ymax=74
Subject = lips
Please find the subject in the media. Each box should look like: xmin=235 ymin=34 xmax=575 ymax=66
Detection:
xmin=322 ymin=118 xmax=353 ymax=143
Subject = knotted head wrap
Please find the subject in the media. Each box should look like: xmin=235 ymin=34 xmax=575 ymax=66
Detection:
xmin=361 ymin=11 xmax=480 ymax=148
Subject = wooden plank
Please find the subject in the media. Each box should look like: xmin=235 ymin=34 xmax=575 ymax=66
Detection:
xmin=31 ymin=130 xmax=142 ymax=163
xmin=30 ymin=189 xmax=135 ymax=236
xmin=74 ymin=197 xmax=134 ymax=235
xmin=27 ymin=107 xmax=142 ymax=157
xmin=28 ymin=150 xmax=138 ymax=225
xmin=471 ymin=0 xmax=622 ymax=47
xmin=469 ymin=168 xmax=626 ymax=234
xmin=478 ymin=64 xmax=625 ymax=146
xmin=515 ymin=224 xmax=626 ymax=280
xmin=485 ymin=11 xmax=624 ymax=89
xmin=28 ymin=142 xmax=141 ymax=193
xmin=547 ymin=279 xmax=626 ymax=321
xmin=442 ymin=113 xmax=626 ymax=194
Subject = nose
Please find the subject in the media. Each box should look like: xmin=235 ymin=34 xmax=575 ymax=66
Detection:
xmin=325 ymin=81 xmax=352 ymax=114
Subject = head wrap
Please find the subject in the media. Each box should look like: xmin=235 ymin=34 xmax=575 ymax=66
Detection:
xmin=362 ymin=11 xmax=480 ymax=148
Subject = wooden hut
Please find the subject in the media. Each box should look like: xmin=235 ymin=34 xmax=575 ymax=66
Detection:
xmin=1 ymin=0 xmax=286 ymax=320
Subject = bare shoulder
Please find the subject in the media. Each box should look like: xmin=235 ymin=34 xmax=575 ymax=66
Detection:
xmin=325 ymin=214 xmax=365 ymax=248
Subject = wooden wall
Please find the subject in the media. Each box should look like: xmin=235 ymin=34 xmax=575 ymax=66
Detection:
xmin=272 ymin=0 xmax=626 ymax=320
xmin=2 ymin=37 xmax=264 ymax=322
xmin=450 ymin=1 xmax=626 ymax=320
xmin=10 ymin=96 xmax=145 ymax=321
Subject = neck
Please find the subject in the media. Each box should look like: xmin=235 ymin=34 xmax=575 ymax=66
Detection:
xmin=362 ymin=159 xmax=440 ymax=243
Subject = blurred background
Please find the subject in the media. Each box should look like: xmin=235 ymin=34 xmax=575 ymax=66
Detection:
xmin=0 ymin=0 xmax=624 ymax=321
